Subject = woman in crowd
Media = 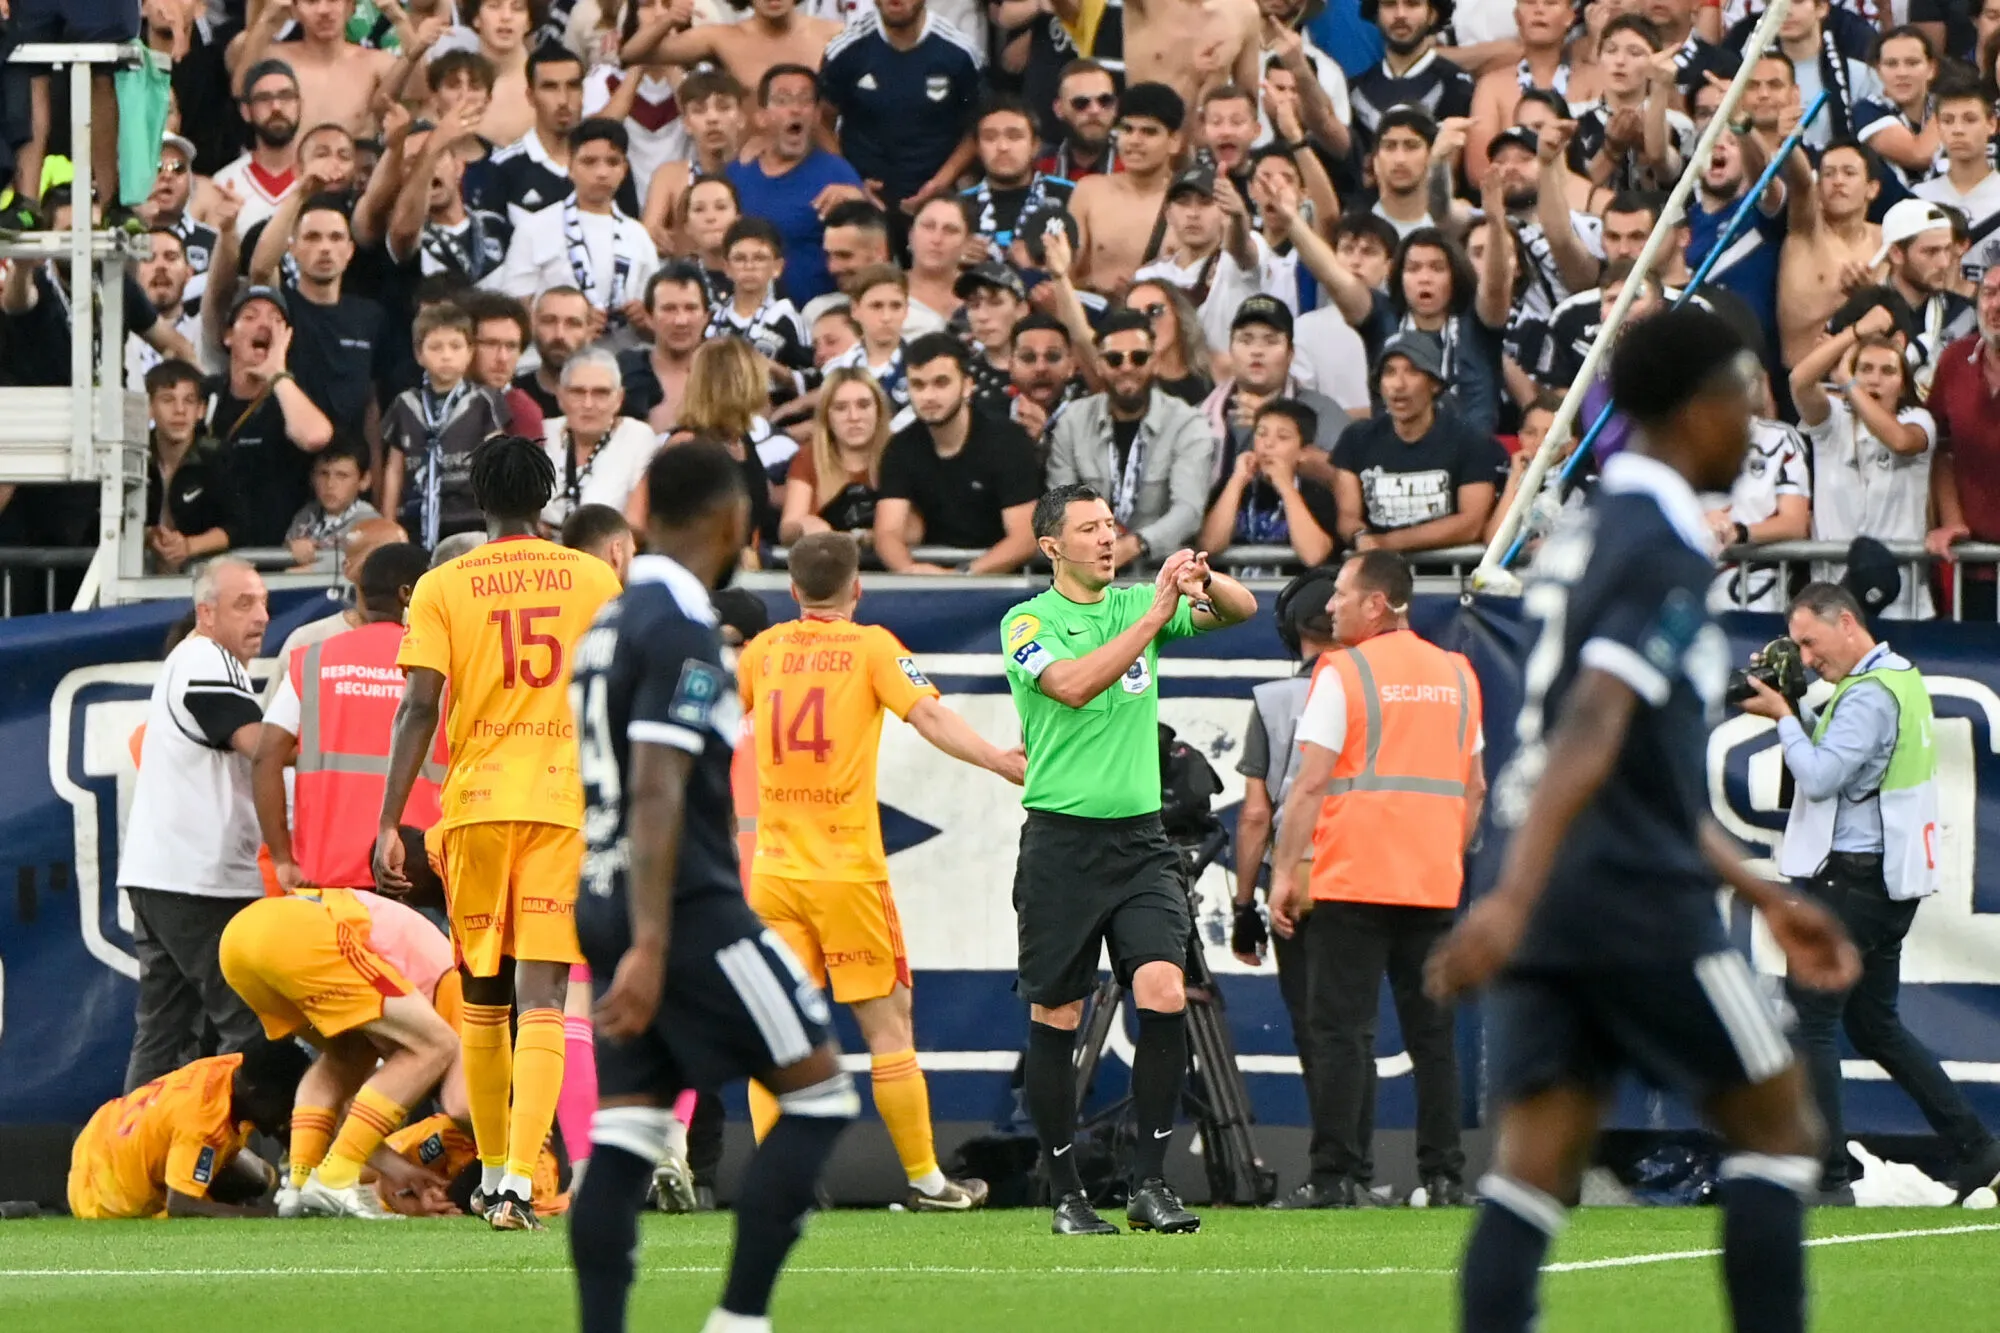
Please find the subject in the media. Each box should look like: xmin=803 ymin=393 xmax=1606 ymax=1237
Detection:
xmin=1124 ymin=279 xmax=1213 ymax=406
xmin=1791 ymin=308 xmax=1937 ymax=619
xmin=905 ymin=196 xmax=969 ymax=337
xmin=778 ymin=367 xmax=899 ymax=546
xmin=668 ymin=336 xmax=779 ymax=548
xmin=675 ymin=175 xmax=742 ymax=304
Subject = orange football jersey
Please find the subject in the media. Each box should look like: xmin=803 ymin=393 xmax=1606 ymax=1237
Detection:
xmin=398 ymin=535 xmax=621 ymax=831
xmin=68 ymin=1054 xmax=248 ymax=1219
xmin=738 ymin=617 xmax=938 ymax=882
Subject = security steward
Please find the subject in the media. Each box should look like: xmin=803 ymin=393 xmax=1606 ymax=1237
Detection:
xmin=1230 ymin=568 xmax=1366 ymax=1180
xmin=1740 ymin=581 xmax=2000 ymax=1198
xmin=253 ymin=542 xmax=445 ymax=894
xmin=1268 ymin=550 xmax=1485 ymax=1209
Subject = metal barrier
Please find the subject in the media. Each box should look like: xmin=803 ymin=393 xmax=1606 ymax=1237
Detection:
xmin=1713 ymin=540 xmax=2000 ymax=621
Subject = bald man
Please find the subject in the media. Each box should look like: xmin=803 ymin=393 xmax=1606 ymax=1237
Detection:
xmin=262 ymin=518 xmax=410 ymax=704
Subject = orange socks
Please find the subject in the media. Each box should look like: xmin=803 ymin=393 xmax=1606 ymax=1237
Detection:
xmin=316 ymin=1087 xmax=408 ymax=1190
xmin=871 ymin=1050 xmax=941 ymax=1186
xmin=506 ymin=1008 xmax=567 ymax=1182
xmin=289 ymin=1105 xmax=337 ymax=1189
xmin=462 ymin=1002 xmax=514 ymax=1174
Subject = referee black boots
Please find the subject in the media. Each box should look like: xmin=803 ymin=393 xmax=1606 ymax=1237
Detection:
xmin=1051 ymin=1190 xmax=1120 ymax=1236
xmin=1126 ymin=1178 xmax=1201 ymax=1234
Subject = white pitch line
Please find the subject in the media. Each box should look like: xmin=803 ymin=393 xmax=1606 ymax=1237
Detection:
xmin=2 ymin=1223 xmax=1994 ymax=1283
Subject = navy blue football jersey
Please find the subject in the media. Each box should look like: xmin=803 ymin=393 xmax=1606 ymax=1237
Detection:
xmin=1494 ymin=451 xmax=1734 ymax=968
xmin=571 ymin=555 xmax=742 ymax=912
xmin=821 ymin=13 xmax=982 ymax=204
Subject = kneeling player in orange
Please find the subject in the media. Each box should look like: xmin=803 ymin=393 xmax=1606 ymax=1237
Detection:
xmin=219 ymin=885 xmax=463 ymax=1219
xmin=738 ymin=532 xmax=1027 ymax=1210
xmin=375 ymin=437 xmax=622 ymax=1231
xmin=379 ymin=1113 xmax=569 ymax=1217
xmin=68 ymin=1040 xmax=309 ymax=1219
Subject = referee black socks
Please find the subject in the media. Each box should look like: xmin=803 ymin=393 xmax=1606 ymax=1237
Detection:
xmin=1130 ymin=1008 xmax=1188 ymax=1183
xmin=1025 ymin=1022 xmax=1083 ymax=1196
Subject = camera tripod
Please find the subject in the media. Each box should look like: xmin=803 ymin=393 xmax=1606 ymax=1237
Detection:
xmin=1069 ymin=822 xmax=1277 ymax=1206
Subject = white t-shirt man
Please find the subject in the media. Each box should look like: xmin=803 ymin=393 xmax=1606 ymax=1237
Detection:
xmin=539 ymin=416 xmax=664 ymax=528
xmin=488 ymin=198 xmax=661 ymax=350
xmin=1805 ymin=397 xmax=1937 ymax=619
xmin=1134 ymin=231 xmax=1292 ymax=361
xmin=1291 ymin=306 xmax=1373 ymax=417
xmin=117 ymin=633 xmax=265 ymax=899
xmin=1913 ymin=171 xmax=2000 ymax=284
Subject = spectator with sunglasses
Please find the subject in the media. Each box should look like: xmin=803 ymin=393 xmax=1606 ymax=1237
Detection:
xmin=1036 ymin=60 xmax=1123 ymax=181
xmin=1046 ymin=310 xmax=1219 ymax=570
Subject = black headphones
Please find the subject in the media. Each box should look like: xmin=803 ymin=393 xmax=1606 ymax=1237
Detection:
xmin=1273 ymin=565 xmax=1339 ymax=659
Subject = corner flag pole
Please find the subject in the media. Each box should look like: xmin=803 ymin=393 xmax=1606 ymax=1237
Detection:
xmin=1470 ymin=0 xmax=1804 ymax=594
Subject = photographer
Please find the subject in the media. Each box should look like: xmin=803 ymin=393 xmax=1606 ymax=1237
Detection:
xmin=1740 ymin=583 xmax=2000 ymax=1197
xmin=1267 ymin=551 xmax=1484 ymax=1209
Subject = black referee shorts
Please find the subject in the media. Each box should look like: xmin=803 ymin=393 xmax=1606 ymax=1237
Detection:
xmin=1012 ymin=810 xmax=1191 ymax=1008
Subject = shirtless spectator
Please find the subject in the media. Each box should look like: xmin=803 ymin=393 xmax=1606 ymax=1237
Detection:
xmin=1114 ymin=0 xmax=1263 ymax=115
xmin=1777 ymin=139 xmax=1882 ymax=372
xmin=229 ymin=0 xmax=403 ymax=138
xmin=455 ymin=0 xmax=539 ymax=146
xmin=1069 ymin=82 xmax=1185 ymax=296
xmin=623 ymin=0 xmax=843 ymax=96
xmin=1466 ymin=0 xmax=1599 ymax=181
xmin=640 ymin=70 xmax=749 ymax=256
xmin=1035 ymin=59 xmax=1121 ymax=180
xmin=619 ymin=264 xmax=712 ymax=432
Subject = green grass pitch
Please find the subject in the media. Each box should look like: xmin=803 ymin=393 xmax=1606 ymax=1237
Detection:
xmin=3 ymin=1209 xmax=1994 ymax=1331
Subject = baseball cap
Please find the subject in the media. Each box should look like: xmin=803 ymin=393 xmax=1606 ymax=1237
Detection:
xmin=954 ymin=260 xmax=1028 ymax=302
xmin=1168 ymin=163 xmax=1217 ymax=202
xmin=1871 ymin=198 xmax=1954 ymax=266
xmin=1488 ymin=126 xmax=1539 ymax=159
xmin=230 ymin=284 xmax=291 ymax=323
xmin=160 ymin=132 xmax=197 ymax=164
xmin=1231 ymin=294 xmax=1294 ymax=339
xmin=240 ymin=57 xmax=299 ymax=98
xmin=1374 ymin=331 xmax=1446 ymax=384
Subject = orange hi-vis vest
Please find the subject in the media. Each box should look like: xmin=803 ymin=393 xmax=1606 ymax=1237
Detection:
xmin=1307 ymin=629 xmax=1481 ymax=909
xmin=731 ymin=715 xmax=756 ymax=896
xmin=289 ymin=621 xmax=445 ymax=889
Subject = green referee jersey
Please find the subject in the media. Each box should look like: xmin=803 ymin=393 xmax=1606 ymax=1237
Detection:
xmin=1002 ymin=584 xmax=1200 ymax=818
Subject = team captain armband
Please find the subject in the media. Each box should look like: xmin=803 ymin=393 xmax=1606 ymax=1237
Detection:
xmin=1006 ymin=614 xmax=1055 ymax=678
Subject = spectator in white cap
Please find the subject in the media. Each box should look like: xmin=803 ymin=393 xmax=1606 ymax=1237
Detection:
xmin=1875 ymin=197 xmax=1975 ymax=391
xmin=137 ymin=133 xmax=218 ymax=296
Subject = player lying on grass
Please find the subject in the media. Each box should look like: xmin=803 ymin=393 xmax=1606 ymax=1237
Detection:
xmin=219 ymin=868 xmax=467 ymax=1221
xmin=69 ymin=1040 xmax=311 ymax=1219
xmin=737 ymin=530 xmax=1026 ymax=1212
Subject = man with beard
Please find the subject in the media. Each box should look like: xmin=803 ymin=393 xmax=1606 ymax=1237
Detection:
xmin=1009 ymin=311 xmax=1087 ymax=443
xmin=1878 ymin=199 xmax=1974 ymax=394
xmin=963 ymin=94 xmax=1077 ymax=259
xmin=207 ymin=286 xmax=338 ymax=550
xmin=227 ymin=0 xmax=401 ymax=138
xmin=1349 ymin=0 xmax=1475 ymax=155
xmin=874 ymin=334 xmax=1043 ymax=574
xmin=249 ymin=177 xmax=387 ymax=444
xmin=624 ymin=0 xmax=843 ymax=99
xmin=139 ymin=134 xmax=219 ymax=305
xmin=1474 ymin=124 xmax=1604 ymax=356
xmin=822 ymin=0 xmax=984 ymax=232
xmin=213 ymin=61 xmax=305 ymax=240
xmin=1534 ymin=192 xmax=1696 ymax=389
xmin=619 ymin=266 xmax=711 ymax=433
xmin=513 ymin=287 xmax=595 ymax=422
xmin=1778 ymin=140 xmax=1883 ymax=372
xmin=129 ymin=229 xmax=210 ymax=386
xmin=1365 ymin=106 xmax=1441 ymax=239
xmin=489 ymin=46 xmax=638 ymax=226
xmin=1034 ymin=60 xmax=1121 ymax=181
xmin=1070 ymin=82 xmax=1186 ymax=296
xmin=1465 ymin=0 xmax=1600 ymax=181
xmin=387 ymin=102 xmax=509 ymax=287
xmin=730 ymin=65 xmax=869 ymax=307
xmin=1046 ymin=310 xmax=1215 ymax=568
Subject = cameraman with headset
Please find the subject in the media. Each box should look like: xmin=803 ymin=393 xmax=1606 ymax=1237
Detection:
xmin=1739 ymin=582 xmax=2000 ymax=1198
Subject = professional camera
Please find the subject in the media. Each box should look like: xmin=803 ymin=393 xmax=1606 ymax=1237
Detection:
xmin=1725 ymin=636 xmax=1810 ymax=706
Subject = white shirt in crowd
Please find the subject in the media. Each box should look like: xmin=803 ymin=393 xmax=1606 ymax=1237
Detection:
xmin=1705 ymin=417 xmax=1810 ymax=613
xmin=117 ymin=633 xmax=266 ymax=900
xmin=1134 ymin=232 xmax=1293 ymax=363
xmin=207 ymin=154 xmax=293 ymax=239
xmin=582 ymin=65 xmax=693 ymax=191
xmin=539 ymin=415 xmax=665 ymax=528
xmin=1913 ymin=170 xmax=2000 ymax=285
xmin=1806 ymin=397 xmax=1937 ymax=620
xmin=1290 ymin=306 xmax=1374 ymax=417
xmin=489 ymin=199 xmax=661 ymax=349
xmin=126 ymin=309 xmax=207 ymax=387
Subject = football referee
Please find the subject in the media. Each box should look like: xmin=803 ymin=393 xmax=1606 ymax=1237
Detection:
xmin=1002 ymin=484 xmax=1257 ymax=1236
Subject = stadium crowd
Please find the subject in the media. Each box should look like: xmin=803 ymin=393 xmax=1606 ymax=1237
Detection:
xmin=2 ymin=0 xmax=2000 ymax=615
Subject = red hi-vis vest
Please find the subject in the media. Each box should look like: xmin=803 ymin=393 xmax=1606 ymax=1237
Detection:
xmin=1307 ymin=629 xmax=1481 ymax=909
xmin=288 ymin=621 xmax=445 ymax=889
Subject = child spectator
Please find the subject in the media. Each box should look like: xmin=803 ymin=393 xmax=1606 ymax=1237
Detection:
xmin=285 ymin=439 xmax=383 ymax=572
xmin=705 ymin=217 xmax=812 ymax=379
xmin=1198 ymin=399 xmax=1339 ymax=572
xmin=380 ymin=304 xmax=512 ymax=546
xmin=827 ymin=265 xmax=915 ymax=430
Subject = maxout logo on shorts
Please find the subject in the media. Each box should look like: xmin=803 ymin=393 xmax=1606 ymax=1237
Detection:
xmin=824 ymin=949 xmax=882 ymax=968
xmin=518 ymin=897 xmax=571 ymax=916
xmin=459 ymin=913 xmax=496 ymax=932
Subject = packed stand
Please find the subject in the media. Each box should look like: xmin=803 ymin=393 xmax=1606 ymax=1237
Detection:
xmin=5 ymin=0 xmax=2000 ymax=613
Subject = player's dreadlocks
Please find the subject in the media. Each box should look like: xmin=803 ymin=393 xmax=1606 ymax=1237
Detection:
xmin=470 ymin=434 xmax=557 ymax=522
